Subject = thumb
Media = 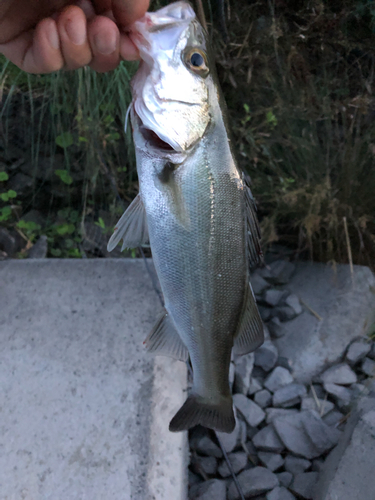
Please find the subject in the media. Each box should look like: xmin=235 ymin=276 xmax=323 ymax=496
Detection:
xmin=111 ymin=0 xmax=149 ymax=28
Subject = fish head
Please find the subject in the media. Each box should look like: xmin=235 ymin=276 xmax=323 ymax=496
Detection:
xmin=129 ymin=1 xmax=212 ymax=157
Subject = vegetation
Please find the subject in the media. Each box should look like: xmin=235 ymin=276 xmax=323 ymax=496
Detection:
xmin=0 ymin=0 xmax=375 ymax=267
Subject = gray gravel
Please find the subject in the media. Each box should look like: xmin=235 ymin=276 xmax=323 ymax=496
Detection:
xmin=319 ymin=363 xmax=357 ymax=385
xmin=227 ymin=467 xmax=279 ymax=500
xmin=272 ymin=383 xmax=307 ymax=408
xmin=258 ymin=451 xmax=284 ymax=472
xmin=290 ymin=472 xmax=319 ymax=499
xmin=264 ymin=367 xmax=294 ymax=393
xmin=346 ymin=340 xmax=371 ymax=365
xmin=233 ymin=393 xmax=266 ymax=427
xmin=255 ymin=389 xmax=273 ymax=408
xmin=254 ymin=341 xmax=279 ymax=372
xmin=284 ymin=456 xmax=311 ymax=474
xmin=267 ymin=486 xmax=296 ymax=500
xmin=217 ymin=452 xmax=248 ymax=478
xmin=252 ymin=425 xmax=285 ymax=453
xmin=190 ymin=479 xmax=227 ymax=500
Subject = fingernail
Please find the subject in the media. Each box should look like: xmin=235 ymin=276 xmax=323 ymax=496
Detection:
xmin=94 ymin=31 xmax=117 ymax=55
xmin=47 ymin=22 xmax=60 ymax=50
xmin=65 ymin=18 xmax=86 ymax=45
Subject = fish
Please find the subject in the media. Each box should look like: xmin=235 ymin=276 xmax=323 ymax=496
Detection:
xmin=107 ymin=1 xmax=264 ymax=433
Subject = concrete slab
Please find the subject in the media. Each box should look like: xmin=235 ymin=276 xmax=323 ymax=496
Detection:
xmin=0 ymin=259 xmax=188 ymax=500
xmin=273 ymin=263 xmax=375 ymax=383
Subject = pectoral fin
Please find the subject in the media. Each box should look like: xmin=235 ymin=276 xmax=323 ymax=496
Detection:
xmin=107 ymin=194 xmax=149 ymax=252
xmin=144 ymin=309 xmax=189 ymax=362
xmin=243 ymin=173 xmax=263 ymax=269
xmin=233 ymin=283 xmax=264 ymax=355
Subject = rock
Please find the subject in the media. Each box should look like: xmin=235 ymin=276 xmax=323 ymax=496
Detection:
xmin=320 ymin=363 xmax=357 ymax=385
xmin=276 ymin=357 xmax=293 ymax=373
xmin=254 ymin=389 xmax=272 ymax=408
xmin=259 ymin=306 xmax=273 ymax=322
xmin=284 ymin=456 xmax=311 ymax=474
xmin=266 ymin=260 xmax=296 ymax=285
xmin=290 ymin=472 xmax=319 ymax=499
xmin=284 ymin=294 xmax=303 ymax=315
xmin=189 ymin=470 xmax=201 ymax=486
xmin=323 ymin=383 xmax=352 ymax=407
xmin=314 ymin=396 xmax=375 ymax=500
xmin=22 ymin=209 xmax=46 ymax=228
xmin=351 ymin=383 xmax=369 ymax=400
xmin=274 ymin=306 xmax=297 ymax=322
xmin=272 ymin=413 xmax=321 ymax=459
xmin=254 ymin=341 xmax=279 ymax=372
xmin=258 ymin=451 xmax=284 ymax=472
xmin=276 ymin=472 xmax=293 ymax=488
xmin=264 ymin=367 xmax=294 ymax=393
xmin=233 ymin=353 xmax=254 ymax=394
xmin=28 ymin=235 xmax=48 ymax=259
xmin=361 ymin=357 xmax=375 ymax=377
xmin=311 ymin=459 xmax=325 ymax=472
xmin=301 ymin=397 xmax=334 ymax=417
xmin=368 ymin=343 xmax=375 ymax=360
xmin=190 ymin=479 xmax=227 ymax=500
xmin=273 ymin=263 xmax=375 ymax=384
xmin=266 ymin=486 xmax=296 ymax=500
xmin=322 ymin=410 xmax=344 ymax=427
xmin=265 ymin=408 xmax=299 ymax=424
xmin=268 ymin=317 xmax=289 ymax=339
xmin=233 ymin=394 xmax=265 ymax=427
xmin=249 ymin=377 xmax=263 ymax=395
xmin=0 ymin=227 xmax=16 ymax=256
xmin=264 ymin=289 xmax=286 ymax=307
xmin=8 ymin=172 xmax=33 ymax=194
xmin=217 ymin=452 xmax=248 ymax=478
xmin=272 ymin=383 xmax=307 ymax=408
xmin=227 ymin=467 xmax=279 ymax=500
xmin=216 ymin=418 xmax=242 ymax=454
xmin=251 ymin=272 xmax=271 ymax=295
xmin=346 ymin=340 xmax=371 ymax=365
xmin=192 ymin=456 xmax=218 ymax=477
xmin=300 ymin=411 xmax=342 ymax=455
xmin=193 ymin=435 xmax=223 ymax=458
xmin=310 ymin=384 xmax=325 ymax=399
xmin=229 ymin=361 xmax=235 ymax=392
xmin=252 ymin=425 xmax=285 ymax=453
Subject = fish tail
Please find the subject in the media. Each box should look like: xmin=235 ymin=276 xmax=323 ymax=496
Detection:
xmin=169 ymin=393 xmax=235 ymax=433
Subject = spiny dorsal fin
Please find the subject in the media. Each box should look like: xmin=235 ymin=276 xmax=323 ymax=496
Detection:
xmin=243 ymin=173 xmax=263 ymax=269
xmin=144 ymin=309 xmax=189 ymax=362
xmin=107 ymin=194 xmax=149 ymax=252
xmin=233 ymin=282 xmax=264 ymax=355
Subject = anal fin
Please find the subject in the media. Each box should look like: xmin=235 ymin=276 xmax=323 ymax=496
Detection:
xmin=144 ymin=309 xmax=189 ymax=362
xmin=107 ymin=193 xmax=149 ymax=252
xmin=233 ymin=282 xmax=264 ymax=355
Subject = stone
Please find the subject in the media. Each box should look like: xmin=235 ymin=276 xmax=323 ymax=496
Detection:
xmin=291 ymin=472 xmax=319 ymax=499
xmin=267 ymin=260 xmax=296 ymax=285
xmin=254 ymin=389 xmax=272 ymax=408
xmin=259 ymin=306 xmax=273 ymax=322
xmin=0 ymin=227 xmax=16 ymax=256
xmin=276 ymin=472 xmax=293 ymax=488
xmin=264 ymin=289 xmax=286 ymax=307
xmin=21 ymin=208 xmax=46 ymax=228
xmin=233 ymin=394 xmax=266 ymax=428
xmin=301 ymin=397 xmax=334 ymax=417
xmin=192 ymin=456 xmax=218 ymax=477
xmin=284 ymin=456 xmax=311 ymax=474
xmin=28 ymin=235 xmax=48 ymax=259
xmin=322 ymin=410 xmax=344 ymax=428
xmin=264 ymin=367 xmax=294 ymax=393
xmin=258 ymin=452 xmax=284 ymax=472
xmin=272 ymin=383 xmax=307 ymax=407
xmin=284 ymin=294 xmax=303 ymax=315
xmin=323 ymin=383 xmax=352 ymax=407
xmin=351 ymin=383 xmax=369 ymax=400
xmin=254 ymin=341 xmax=278 ymax=372
xmin=368 ymin=343 xmax=375 ymax=360
xmin=266 ymin=486 xmax=296 ymax=500
xmin=320 ymin=363 xmax=357 ymax=385
xmin=194 ymin=435 xmax=223 ymax=458
xmin=217 ymin=452 xmax=248 ymax=478
xmin=0 ymin=259 xmax=187 ymax=500
xmin=268 ymin=317 xmax=288 ymax=339
xmin=249 ymin=377 xmax=263 ymax=395
xmin=189 ymin=471 xmax=201 ymax=486
xmin=251 ymin=272 xmax=271 ymax=295
xmin=346 ymin=340 xmax=371 ymax=365
xmin=252 ymin=425 xmax=285 ymax=453
xmin=265 ymin=408 xmax=299 ymax=424
xmin=8 ymin=172 xmax=33 ymax=194
xmin=273 ymin=263 xmax=375 ymax=383
xmin=229 ymin=361 xmax=235 ymax=392
xmin=233 ymin=353 xmax=254 ymax=394
xmin=301 ymin=411 xmax=342 ymax=455
xmin=274 ymin=306 xmax=297 ymax=322
xmin=227 ymin=467 xmax=279 ymax=500
xmin=190 ymin=479 xmax=227 ymax=500
xmin=216 ymin=417 xmax=242 ymax=454
xmin=311 ymin=459 xmax=325 ymax=473
xmin=314 ymin=396 xmax=375 ymax=500
xmin=361 ymin=357 xmax=375 ymax=377
xmin=276 ymin=357 xmax=293 ymax=373
xmin=272 ymin=413 xmax=321 ymax=459
xmin=310 ymin=384 xmax=325 ymax=399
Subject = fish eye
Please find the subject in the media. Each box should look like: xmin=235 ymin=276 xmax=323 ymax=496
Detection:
xmin=185 ymin=48 xmax=209 ymax=77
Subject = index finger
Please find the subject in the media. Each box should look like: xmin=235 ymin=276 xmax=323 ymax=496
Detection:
xmin=111 ymin=0 xmax=149 ymax=28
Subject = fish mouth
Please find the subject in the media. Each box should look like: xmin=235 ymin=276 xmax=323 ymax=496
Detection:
xmin=134 ymin=109 xmax=177 ymax=152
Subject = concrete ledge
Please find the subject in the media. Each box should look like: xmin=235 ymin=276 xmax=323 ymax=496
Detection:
xmin=0 ymin=259 xmax=188 ymax=500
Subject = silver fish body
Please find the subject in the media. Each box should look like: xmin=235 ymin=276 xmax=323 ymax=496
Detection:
xmin=108 ymin=1 xmax=264 ymax=433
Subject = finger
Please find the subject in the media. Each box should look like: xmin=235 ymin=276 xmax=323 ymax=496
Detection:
xmin=75 ymin=0 xmax=96 ymax=20
xmin=87 ymin=15 xmax=120 ymax=73
xmin=119 ymin=33 xmax=139 ymax=61
xmin=57 ymin=5 xmax=92 ymax=70
xmin=0 ymin=18 xmax=64 ymax=74
xmin=111 ymin=0 xmax=150 ymax=27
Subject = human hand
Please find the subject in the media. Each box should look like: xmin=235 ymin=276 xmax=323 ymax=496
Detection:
xmin=0 ymin=0 xmax=149 ymax=73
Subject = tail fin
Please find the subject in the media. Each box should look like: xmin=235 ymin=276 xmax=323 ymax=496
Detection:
xmin=169 ymin=393 xmax=235 ymax=433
